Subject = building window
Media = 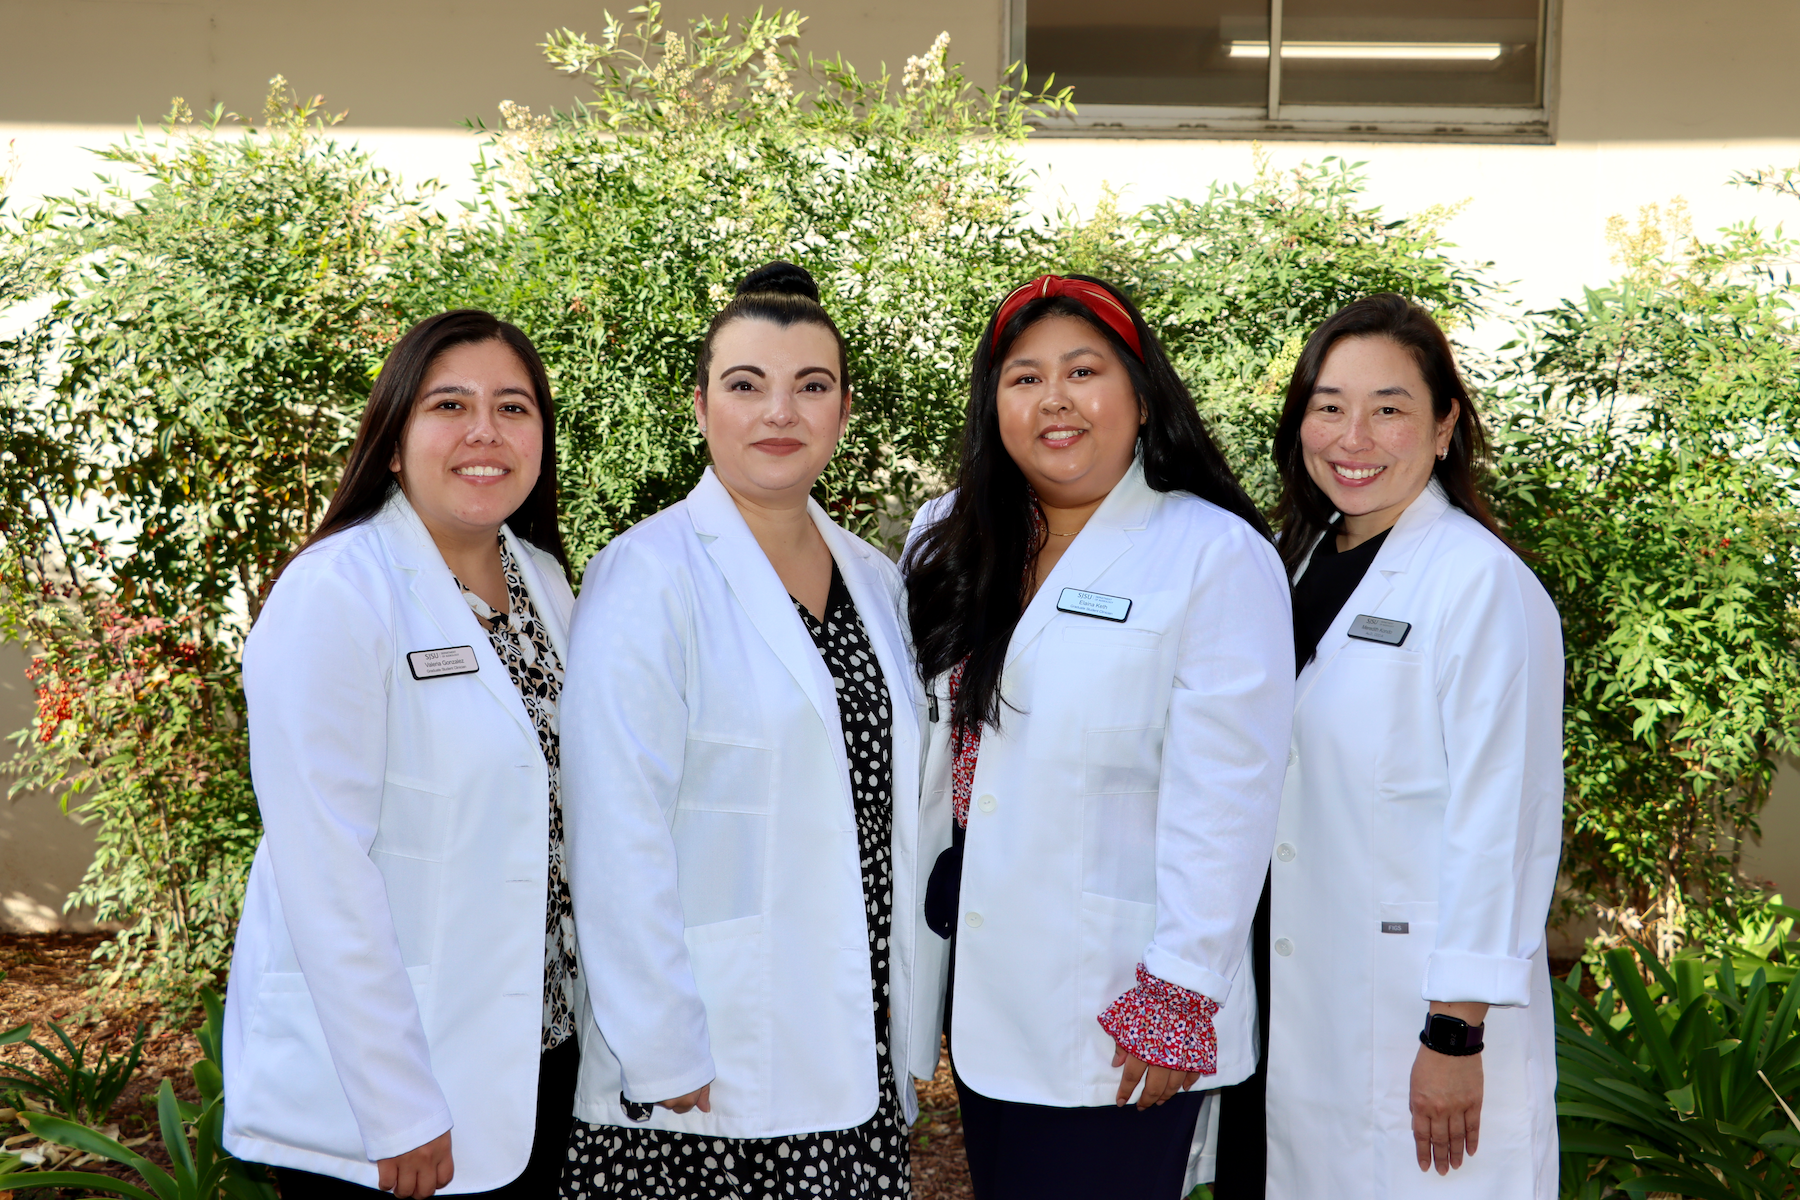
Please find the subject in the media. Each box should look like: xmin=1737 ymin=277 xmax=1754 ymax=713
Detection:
xmin=1017 ymin=0 xmax=1554 ymax=139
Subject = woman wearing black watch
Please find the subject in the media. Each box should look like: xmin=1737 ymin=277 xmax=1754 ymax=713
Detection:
xmin=1215 ymin=296 xmax=1563 ymax=1200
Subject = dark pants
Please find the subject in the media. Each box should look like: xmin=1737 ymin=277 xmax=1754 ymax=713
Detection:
xmin=944 ymin=897 xmax=1204 ymax=1200
xmin=273 ymin=1036 xmax=580 ymax=1199
xmin=1210 ymin=867 xmax=1272 ymax=1198
xmin=954 ymin=1066 xmax=1204 ymax=1200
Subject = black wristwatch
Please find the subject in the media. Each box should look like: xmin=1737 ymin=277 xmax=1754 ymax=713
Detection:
xmin=1419 ymin=1012 xmax=1485 ymax=1056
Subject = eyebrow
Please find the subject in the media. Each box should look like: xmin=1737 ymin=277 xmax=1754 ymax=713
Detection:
xmin=1311 ymin=384 xmax=1414 ymax=398
xmin=422 ymin=383 xmax=535 ymax=400
xmin=1003 ymin=346 xmax=1104 ymax=372
xmin=720 ymin=364 xmax=839 ymax=382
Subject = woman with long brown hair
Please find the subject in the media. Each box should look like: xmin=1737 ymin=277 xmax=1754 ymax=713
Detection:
xmin=222 ymin=310 xmax=580 ymax=1198
xmin=1228 ymin=294 xmax=1562 ymax=1199
xmin=903 ymin=274 xmax=1293 ymax=1199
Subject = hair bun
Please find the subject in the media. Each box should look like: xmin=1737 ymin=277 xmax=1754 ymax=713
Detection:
xmin=736 ymin=261 xmax=820 ymax=302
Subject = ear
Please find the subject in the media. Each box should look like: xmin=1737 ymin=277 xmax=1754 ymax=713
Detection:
xmin=1438 ymin=396 xmax=1462 ymax=453
xmin=388 ymin=440 xmax=403 ymax=475
xmin=693 ymin=385 xmax=707 ymax=432
xmin=838 ymin=388 xmax=854 ymax=439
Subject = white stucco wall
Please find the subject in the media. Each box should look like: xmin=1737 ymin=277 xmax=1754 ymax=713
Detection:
xmin=0 ymin=641 xmax=102 ymax=931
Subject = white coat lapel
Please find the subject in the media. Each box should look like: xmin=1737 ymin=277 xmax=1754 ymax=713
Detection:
xmin=374 ymin=491 xmax=537 ymax=741
xmin=1004 ymin=458 xmax=1154 ymax=667
xmin=1293 ymin=480 xmax=1450 ymax=712
xmin=687 ymin=470 xmax=849 ymax=780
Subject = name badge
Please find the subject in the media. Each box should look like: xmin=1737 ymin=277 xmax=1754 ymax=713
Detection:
xmin=407 ymin=646 xmax=479 ymax=680
xmin=1057 ymin=588 xmax=1132 ymax=623
xmin=1381 ymin=921 xmax=1410 ymax=934
xmin=1348 ymin=614 xmax=1411 ymax=647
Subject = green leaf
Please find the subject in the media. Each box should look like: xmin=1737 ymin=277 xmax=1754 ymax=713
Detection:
xmin=18 ymin=1109 xmax=157 ymax=1175
xmin=0 ymin=1170 xmax=162 ymax=1200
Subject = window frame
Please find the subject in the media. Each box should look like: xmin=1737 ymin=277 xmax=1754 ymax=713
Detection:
xmin=1010 ymin=0 xmax=1560 ymax=141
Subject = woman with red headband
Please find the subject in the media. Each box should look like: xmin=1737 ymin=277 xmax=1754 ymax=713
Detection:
xmin=902 ymin=275 xmax=1293 ymax=1198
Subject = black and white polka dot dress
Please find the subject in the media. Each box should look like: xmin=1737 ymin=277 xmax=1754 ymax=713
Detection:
xmin=560 ymin=563 xmax=909 ymax=1199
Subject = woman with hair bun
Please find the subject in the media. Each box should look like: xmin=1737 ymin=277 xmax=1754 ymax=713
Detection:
xmin=903 ymin=274 xmax=1293 ymax=1199
xmin=1242 ymin=294 xmax=1563 ymax=1199
xmin=557 ymin=263 xmax=930 ymax=1199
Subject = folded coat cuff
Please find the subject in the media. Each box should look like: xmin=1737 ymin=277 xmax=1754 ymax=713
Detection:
xmin=621 ymin=1057 xmax=717 ymax=1107
xmin=1142 ymin=943 xmax=1233 ymax=1005
xmin=1423 ymin=950 xmax=1534 ymax=1007
xmin=361 ymin=1105 xmax=453 ymax=1163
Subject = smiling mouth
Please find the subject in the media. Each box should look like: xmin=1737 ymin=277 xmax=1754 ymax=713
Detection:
xmin=1333 ymin=464 xmax=1386 ymax=481
xmin=454 ymin=465 xmax=509 ymax=477
xmin=1041 ymin=429 xmax=1085 ymax=443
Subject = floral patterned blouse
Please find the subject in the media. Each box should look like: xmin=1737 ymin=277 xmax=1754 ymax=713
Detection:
xmin=453 ymin=536 xmax=579 ymax=1050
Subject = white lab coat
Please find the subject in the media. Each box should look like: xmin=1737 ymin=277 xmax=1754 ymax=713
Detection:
xmin=562 ymin=467 xmax=932 ymax=1137
xmin=1264 ymin=481 xmax=1563 ymax=1199
xmin=222 ymin=489 xmax=574 ymax=1191
xmin=909 ymin=460 xmax=1294 ymax=1109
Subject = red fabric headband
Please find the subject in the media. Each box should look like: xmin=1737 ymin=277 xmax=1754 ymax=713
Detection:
xmin=990 ymin=275 xmax=1144 ymax=360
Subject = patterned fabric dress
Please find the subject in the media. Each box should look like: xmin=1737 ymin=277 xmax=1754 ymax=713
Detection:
xmin=560 ymin=563 xmax=910 ymax=1199
xmin=453 ymin=536 xmax=579 ymax=1049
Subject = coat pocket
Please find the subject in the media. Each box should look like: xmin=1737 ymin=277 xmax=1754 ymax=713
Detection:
xmin=1078 ymin=892 xmax=1158 ymax=1055
xmin=1371 ymin=902 xmax=1438 ymax=1131
xmin=372 ymin=776 xmax=452 ymax=861
xmin=680 ymin=738 xmax=775 ymax=814
xmin=670 ymin=810 xmax=768 ymax=927
xmin=684 ymin=915 xmax=772 ymax=1128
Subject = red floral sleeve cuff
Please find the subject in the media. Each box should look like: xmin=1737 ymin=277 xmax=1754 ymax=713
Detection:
xmin=1096 ymin=962 xmax=1222 ymax=1075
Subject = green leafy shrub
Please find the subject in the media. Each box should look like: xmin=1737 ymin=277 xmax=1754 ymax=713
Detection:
xmin=1491 ymin=191 xmax=1800 ymax=958
xmin=1556 ymin=942 xmax=1800 ymax=1198
xmin=0 ymin=81 xmax=441 ymax=1006
xmin=1059 ymin=153 xmax=1496 ymax=509
xmin=0 ymin=991 xmax=277 ymax=1200
xmin=446 ymin=4 xmax=1071 ymax=558
xmin=0 ymin=1017 xmax=146 ymax=1125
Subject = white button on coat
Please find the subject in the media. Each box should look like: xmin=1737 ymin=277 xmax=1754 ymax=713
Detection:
xmin=1264 ymin=482 xmax=1564 ymax=1200
xmin=977 ymin=794 xmax=997 ymax=814
xmin=965 ymin=912 xmax=984 ymax=929
xmin=1275 ymin=843 xmax=1297 ymax=862
xmin=1273 ymin=938 xmax=1293 ymax=957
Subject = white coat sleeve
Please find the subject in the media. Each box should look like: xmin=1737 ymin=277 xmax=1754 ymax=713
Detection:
xmin=241 ymin=555 xmax=451 ymax=1162
xmin=560 ymin=538 xmax=716 ymax=1103
xmin=1144 ymin=524 xmax=1295 ymax=1004
xmin=1424 ymin=555 xmax=1565 ymax=1007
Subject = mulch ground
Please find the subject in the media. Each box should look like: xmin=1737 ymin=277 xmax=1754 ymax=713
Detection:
xmin=0 ymin=931 xmax=974 ymax=1199
xmin=0 ymin=932 xmax=207 ymax=1197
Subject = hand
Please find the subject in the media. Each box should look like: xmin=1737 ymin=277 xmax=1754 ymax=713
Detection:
xmin=1410 ymin=1043 xmax=1483 ymax=1173
xmin=1112 ymin=1042 xmax=1200 ymax=1111
xmin=656 ymin=1083 xmax=712 ymax=1114
xmin=377 ymin=1130 xmax=453 ymax=1198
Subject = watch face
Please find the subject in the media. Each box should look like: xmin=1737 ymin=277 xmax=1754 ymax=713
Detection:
xmin=1427 ymin=1014 xmax=1468 ymax=1051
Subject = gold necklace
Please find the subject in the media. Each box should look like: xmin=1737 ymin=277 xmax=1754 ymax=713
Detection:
xmin=1045 ymin=528 xmax=1078 ymax=538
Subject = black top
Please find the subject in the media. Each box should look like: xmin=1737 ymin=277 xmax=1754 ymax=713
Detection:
xmin=1291 ymin=526 xmax=1390 ymax=675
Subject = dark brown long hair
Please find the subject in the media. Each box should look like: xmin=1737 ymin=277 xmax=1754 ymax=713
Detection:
xmin=275 ymin=309 xmax=568 ymax=582
xmin=1272 ymin=294 xmax=1508 ymax=575
xmin=903 ymin=274 xmax=1269 ymax=732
